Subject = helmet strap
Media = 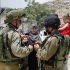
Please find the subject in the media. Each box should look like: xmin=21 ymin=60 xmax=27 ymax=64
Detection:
xmin=15 ymin=22 xmax=18 ymax=29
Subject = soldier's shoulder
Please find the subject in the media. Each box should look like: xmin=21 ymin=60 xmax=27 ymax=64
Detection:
xmin=48 ymin=36 xmax=58 ymax=42
xmin=8 ymin=30 xmax=19 ymax=35
xmin=8 ymin=30 xmax=19 ymax=39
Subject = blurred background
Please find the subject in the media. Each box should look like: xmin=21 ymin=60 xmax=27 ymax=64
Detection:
xmin=0 ymin=0 xmax=70 ymax=29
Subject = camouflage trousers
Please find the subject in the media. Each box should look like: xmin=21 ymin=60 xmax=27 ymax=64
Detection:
xmin=45 ymin=65 xmax=59 ymax=70
xmin=45 ymin=61 xmax=64 ymax=70
xmin=20 ymin=58 xmax=29 ymax=70
xmin=56 ymin=61 xmax=64 ymax=70
xmin=0 ymin=63 xmax=19 ymax=70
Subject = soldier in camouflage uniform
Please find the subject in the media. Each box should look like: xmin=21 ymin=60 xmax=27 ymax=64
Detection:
xmin=0 ymin=10 xmax=33 ymax=70
xmin=34 ymin=15 xmax=70 ymax=70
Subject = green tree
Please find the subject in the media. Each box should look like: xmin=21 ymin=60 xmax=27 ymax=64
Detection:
xmin=7 ymin=0 xmax=55 ymax=29
xmin=23 ymin=2 xmax=54 ymax=28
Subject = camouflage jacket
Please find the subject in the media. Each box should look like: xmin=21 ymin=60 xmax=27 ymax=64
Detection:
xmin=0 ymin=25 xmax=33 ymax=64
xmin=36 ymin=31 xmax=70 ymax=66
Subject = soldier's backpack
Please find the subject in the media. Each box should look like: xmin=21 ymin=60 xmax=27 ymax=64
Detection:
xmin=56 ymin=35 xmax=70 ymax=62
xmin=49 ymin=34 xmax=70 ymax=65
xmin=41 ymin=34 xmax=70 ymax=69
xmin=49 ymin=35 xmax=70 ymax=67
xmin=0 ymin=30 xmax=9 ymax=61
xmin=0 ymin=29 xmax=15 ymax=61
xmin=0 ymin=30 xmax=5 ymax=60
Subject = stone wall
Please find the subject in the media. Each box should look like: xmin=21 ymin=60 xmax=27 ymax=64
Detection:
xmin=54 ymin=0 xmax=70 ymax=18
xmin=47 ymin=0 xmax=70 ymax=18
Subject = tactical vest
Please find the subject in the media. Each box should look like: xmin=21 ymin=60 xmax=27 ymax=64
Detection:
xmin=0 ymin=29 xmax=22 ymax=64
xmin=41 ymin=34 xmax=70 ymax=67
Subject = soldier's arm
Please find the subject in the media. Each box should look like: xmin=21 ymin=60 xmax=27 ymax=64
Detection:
xmin=36 ymin=37 xmax=59 ymax=60
xmin=8 ymin=31 xmax=33 ymax=58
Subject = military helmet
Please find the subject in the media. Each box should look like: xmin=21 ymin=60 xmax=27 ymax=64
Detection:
xmin=5 ymin=10 xmax=23 ymax=24
xmin=44 ymin=15 xmax=60 ymax=29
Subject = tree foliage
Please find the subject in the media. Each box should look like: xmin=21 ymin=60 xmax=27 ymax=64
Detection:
xmin=23 ymin=1 xmax=54 ymax=28
xmin=6 ymin=0 xmax=55 ymax=28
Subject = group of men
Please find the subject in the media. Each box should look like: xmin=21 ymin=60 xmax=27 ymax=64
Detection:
xmin=0 ymin=10 xmax=70 ymax=70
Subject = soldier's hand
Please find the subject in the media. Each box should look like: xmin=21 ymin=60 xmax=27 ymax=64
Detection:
xmin=21 ymin=34 xmax=29 ymax=43
xmin=34 ymin=44 xmax=40 ymax=51
xmin=20 ymin=34 xmax=26 ymax=40
xmin=22 ymin=37 xmax=28 ymax=42
xmin=28 ymin=45 xmax=33 ymax=50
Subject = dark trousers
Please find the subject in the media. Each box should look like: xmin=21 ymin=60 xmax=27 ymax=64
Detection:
xmin=28 ymin=50 xmax=38 ymax=70
xmin=20 ymin=58 xmax=29 ymax=70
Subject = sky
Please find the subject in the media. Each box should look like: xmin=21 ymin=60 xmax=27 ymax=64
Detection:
xmin=1 ymin=0 xmax=53 ymax=9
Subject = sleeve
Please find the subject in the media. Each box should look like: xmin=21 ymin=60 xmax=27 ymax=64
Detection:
xmin=8 ymin=31 xmax=33 ymax=58
xmin=36 ymin=37 xmax=59 ymax=60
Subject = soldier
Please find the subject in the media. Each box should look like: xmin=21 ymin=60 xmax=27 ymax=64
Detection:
xmin=0 ymin=10 xmax=33 ymax=70
xmin=34 ymin=15 xmax=69 ymax=70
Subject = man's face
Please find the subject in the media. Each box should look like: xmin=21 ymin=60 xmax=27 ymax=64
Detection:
xmin=17 ymin=19 xmax=21 ymax=28
xmin=12 ymin=19 xmax=21 ymax=29
xmin=32 ymin=27 xmax=38 ymax=34
xmin=47 ymin=27 xmax=53 ymax=32
xmin=46 ymin=27 xmax=53 ymax=34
